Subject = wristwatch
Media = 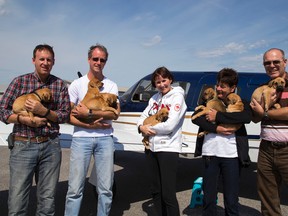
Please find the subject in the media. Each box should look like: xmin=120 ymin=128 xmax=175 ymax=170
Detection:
xmin=263 ymin=110 xmax=269 ymax=119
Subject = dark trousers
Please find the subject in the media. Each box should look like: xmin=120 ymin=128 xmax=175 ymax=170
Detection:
xmin=257 ymin=141 xmax=288 ymax=216
xmin=202 ymin=156 xmax=240 ymax=216
xmin=146 ymin=150 xmax=180 ymax=216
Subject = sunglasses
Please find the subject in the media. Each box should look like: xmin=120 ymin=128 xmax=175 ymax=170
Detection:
xmin=92 ymin=57 xmax=107 ymax=63
xmin=263 ymin=60 xmax=282 ymax=67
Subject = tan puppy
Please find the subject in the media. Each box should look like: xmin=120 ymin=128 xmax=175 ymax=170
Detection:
xmin=84 ymin=93 xmax=118 ymax=115
xmin=251 ymin=77 xmax=285 ymax=111
xmin=81 ymin=77 xmax=104 ymax=105
xmin=100 ymin=93 xmax=118 ymax=110
xmin=219 ymin=93 xmax=244 ymax=135
xmin=201 ymin=87 xmax=217 ymax=105
xmin=12 ymin=88 xmax=52 ymax=124
xmin=75 ymin=77 xmax=118 ymax=123
xmin=191 ymin=88 xmax=226 ymax=121
xmin=142 ymin=107 xmax=169 ymax=149
xmin=192 ymin=89 xmax=244 ymax=137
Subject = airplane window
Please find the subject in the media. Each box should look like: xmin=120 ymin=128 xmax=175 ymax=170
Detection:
xmin=120 ymin=82 xmax=137 ymax=102
xmin=132 ymin=80 xmax=190 ymax=102
xmin=235 ymin=87 xmax=240 ymax=95
xmin=132 ymin=80 xmax=157 ymax=102
xmin=172 ymin=81 xmax=190 ymax=99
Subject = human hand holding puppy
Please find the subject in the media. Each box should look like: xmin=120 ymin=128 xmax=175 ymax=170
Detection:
xmin=206 ymin=109 xmax=236 ymax=135
xmin=14 ymin=98 xmax=50 ymax=127
xmin=71 ymin=102 xmax=112 ymax=129
xmin=205 ymin=108 xmax=217 ymax=122
xmin=71 ymin=102 xmax=89 ymax=119
xmin=139 ymin=124 xmax=156 ymax=136
xmin=250 ymin=89 xmax=277 ymax=119
xmin=25 ymin=98 xmax=49 ymax=117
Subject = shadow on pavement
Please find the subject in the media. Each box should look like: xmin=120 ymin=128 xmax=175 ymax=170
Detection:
xmin=0 ymin=149 xmax=287 ymax=215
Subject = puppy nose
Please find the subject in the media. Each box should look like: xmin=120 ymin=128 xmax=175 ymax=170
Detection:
xmin=276 ymin=86 xmax=284 ymax=92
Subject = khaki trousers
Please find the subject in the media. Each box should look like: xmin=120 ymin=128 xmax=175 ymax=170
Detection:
xmin=257 ymin=140 xmax=288 ymax=216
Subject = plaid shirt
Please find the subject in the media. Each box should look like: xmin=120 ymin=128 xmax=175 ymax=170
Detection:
xmin=0 ymin=72 xmax=71 ymax=137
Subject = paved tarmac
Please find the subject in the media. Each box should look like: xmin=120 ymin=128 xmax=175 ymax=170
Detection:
xmin=0 ymin=146 xmax=287 ymax=216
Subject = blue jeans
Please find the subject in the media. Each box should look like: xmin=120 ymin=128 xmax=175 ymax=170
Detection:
xmin=8 ymin=137 xmax=61 ymax=216
xmin=202 ymin=156 xmax=241 ymax=216
xmin=64 ymin=136 xmax=114 ymax=216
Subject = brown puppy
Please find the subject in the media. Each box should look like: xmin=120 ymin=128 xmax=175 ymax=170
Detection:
xmin=218 ymin=93 xmax=244 ymax=135
xmin=225 ymin=93 xmax=244 ymax=112
xmin=75 ymin=78 xmax=118 ymax=123
xmin=84 ymin=93 xmax=118 ymax=115
xmin=191 ymin=88 xmax=226 ymax=121
xmin=100 ymin=93 xmax=118 ymax=110
xmin=192 ymin=89 xmax=244 ymax=137
xmin=12 ymin=88 xmax=52 ymax=124
xmin=251 ymin=77 xmax=285 ymax=111
xmin=201 ymin=87 xmax=217 ymax=105
xmin=142 ymin=107 xmax=169 ymax=149
xmin=81 ymin=77 xmax=104 ymax=105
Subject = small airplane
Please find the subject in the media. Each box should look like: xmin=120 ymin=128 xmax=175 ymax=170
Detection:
xmin=0 ymin=71 xmax=270 ymax=162
xmin=114 ymin=71 xmax=270 ymax=162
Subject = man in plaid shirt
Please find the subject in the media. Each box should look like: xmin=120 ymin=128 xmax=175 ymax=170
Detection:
xmin=0 ymin=44 xmax=70 ymax=216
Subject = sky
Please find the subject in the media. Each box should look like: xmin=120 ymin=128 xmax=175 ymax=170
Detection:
xmin=0 ymin=0 xmax=288 ymax=88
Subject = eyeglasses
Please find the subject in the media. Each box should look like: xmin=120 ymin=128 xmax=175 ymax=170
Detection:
xmin=92 ymin=57 xmax=107 ymax=63
xmin=263 ymin=60 xmax=282 ymax=67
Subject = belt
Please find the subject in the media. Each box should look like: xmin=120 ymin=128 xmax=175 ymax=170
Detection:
xmin=14 ymin=135 xmax=56 ymax=143
xmin=263 ymin=140 xmax=288 ymax=149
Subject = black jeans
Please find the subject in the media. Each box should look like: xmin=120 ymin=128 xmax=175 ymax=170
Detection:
xmin=146 ymin=150 xmax=180 ymax=216
xmin=202 ymin=156 xmax=241 ymax=216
